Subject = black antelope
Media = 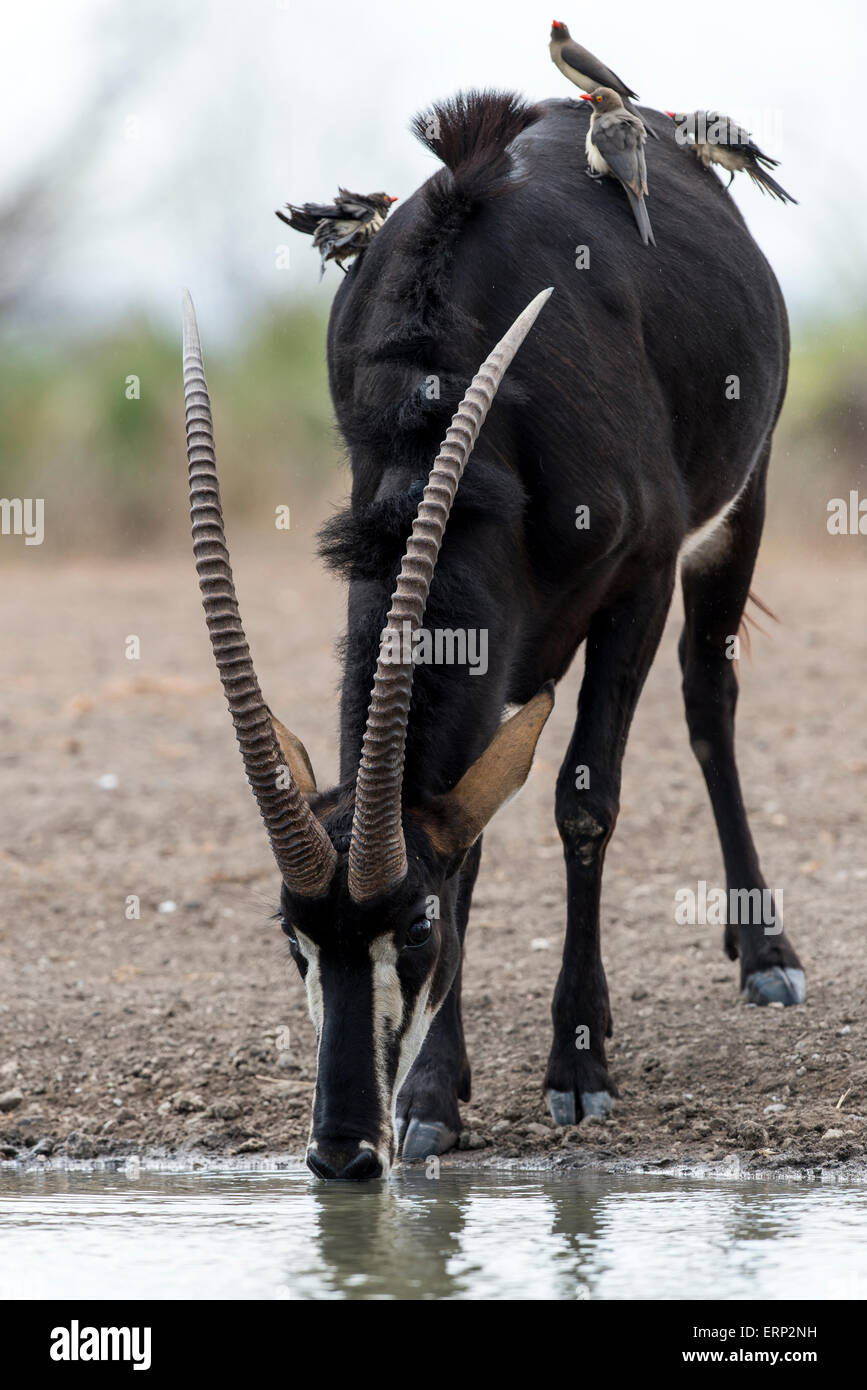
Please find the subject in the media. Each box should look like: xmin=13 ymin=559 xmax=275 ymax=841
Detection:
xmin=181 ymin=91 xmax=804 ymax=1181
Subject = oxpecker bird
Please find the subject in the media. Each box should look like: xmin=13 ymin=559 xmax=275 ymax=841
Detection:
xmin=550 ymin=21 xmax=658 ymax=137
xmin=276 ymin=189 xmax=398 ymax=277
xmin=581 ymin=88 xmax=655 ymax=247
xmin=666 ymin=111 xmax=797 ymax=204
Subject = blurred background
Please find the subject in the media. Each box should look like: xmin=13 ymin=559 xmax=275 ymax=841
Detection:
xmin=0 ymin=0 xmax=865 ymax=555
xmin=1 ymin=2 xmax=864 ymax=1184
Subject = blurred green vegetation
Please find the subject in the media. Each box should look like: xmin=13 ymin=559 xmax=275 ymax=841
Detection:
xmin=779 ymin=315 xmax=867 ymax=461
xmin=0 ymin=303 xmax=340 ymax=556
xmin=0 ymin=306 xmax=864 ymax=556
xmin=770 ymin=314 xmax=867 ymax=546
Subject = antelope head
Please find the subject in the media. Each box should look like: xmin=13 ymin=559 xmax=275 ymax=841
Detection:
xmin=182 ymin=287 xmax=554 ymax=1179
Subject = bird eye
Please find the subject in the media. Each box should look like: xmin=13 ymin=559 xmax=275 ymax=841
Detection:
xmin=404 ymin=918 xmax=432 ymax=950
xmin=596 ymin=95 xmax=603 ymax=102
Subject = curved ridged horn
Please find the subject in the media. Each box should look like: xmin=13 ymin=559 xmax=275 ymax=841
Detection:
xmin=182 ymin=291 xmax=337 ymax=897
xmin=347 ymin=287 xmax=554 ymax=902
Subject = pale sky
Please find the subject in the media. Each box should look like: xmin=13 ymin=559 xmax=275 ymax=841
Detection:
xmin=1 ymin=0 xmax=865 ymax=337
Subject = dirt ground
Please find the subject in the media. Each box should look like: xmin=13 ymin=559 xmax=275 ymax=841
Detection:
xmin=1 ymin=526 xmax=865 ymax=1174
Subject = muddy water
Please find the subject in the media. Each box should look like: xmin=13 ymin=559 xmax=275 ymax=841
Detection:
xmin=1 ymin=1167 xmax=865 ymax=1300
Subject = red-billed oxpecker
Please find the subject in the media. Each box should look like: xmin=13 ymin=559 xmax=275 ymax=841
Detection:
xmin=666 ymin=111 xmax=797 ymax=204
xmin=550 ymin=20 xmax=659 ymax=137
xmin=276 ymin=189 xmax=398 ymax=277
xmin=581 ymin=88 xmax=655 ymax=247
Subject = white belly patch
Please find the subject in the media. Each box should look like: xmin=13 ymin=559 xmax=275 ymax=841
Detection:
xmin=679 ymin=488 xmax=744 ymax=569
xmin=706 ymin=144 xmax=742 ymax=173
xmin=585 ymin=127 xmax=610 ymax=175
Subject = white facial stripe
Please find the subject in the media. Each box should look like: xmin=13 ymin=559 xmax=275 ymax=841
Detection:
xmin=296 ymin=928 xmax=324 ymax=1156
xmin=369 ymin=935 xmax=404 ymax=1029
xmin=295 ymin=929 xmax=323 ymax=1037
xmin=369 ymin=935 xmax=403 ymax=1136
xmin=298 ymin=928 xmax=437 ymax=1172
xmin=394 ymin=983 xmax=433 ymax=1104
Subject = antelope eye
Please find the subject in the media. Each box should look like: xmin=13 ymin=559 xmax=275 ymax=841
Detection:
xmin=280 ymin=916 xmax=298 ymax=947
xmin=404 ymin=918 xmax=432 ymax=949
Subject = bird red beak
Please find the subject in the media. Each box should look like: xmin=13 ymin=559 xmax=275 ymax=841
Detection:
xmin=579 ymin=94 xmax=593 ymax=103
xmin=665 ymin=111 xmax=676 ymax=119
xmin=390 ymin=196 xmax=399 ymax=202
xmin=552 ymin=20 xmax=562 ymax=28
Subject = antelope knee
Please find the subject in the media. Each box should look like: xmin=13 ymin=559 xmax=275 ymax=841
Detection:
xmin=556 ymin=804 xmax=615 ymax=866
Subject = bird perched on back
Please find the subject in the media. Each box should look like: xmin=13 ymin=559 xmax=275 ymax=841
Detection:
xmin=581 ymin=87 xmax=655 ymax=247
xmin=275 ymin=189 xmax=398 ymax=277
xmin=550 ymin=20 xmax=658 ymax=137
xmin=666 ymin=111 xmax=797 ymax=203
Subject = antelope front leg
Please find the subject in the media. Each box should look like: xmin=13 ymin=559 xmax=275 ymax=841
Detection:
xmin=547 ymin=572 xmax=675 ymax=1124
xmin=396 ymin=839 xmax=481 ymax=1161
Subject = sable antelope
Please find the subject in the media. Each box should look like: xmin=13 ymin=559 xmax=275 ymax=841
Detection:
xmin=182 ymin=90 xmax=804 ymax=1181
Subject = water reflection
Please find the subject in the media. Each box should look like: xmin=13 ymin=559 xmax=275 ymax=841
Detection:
xmin=0 ymin=1168 xmax=865 ymax=1300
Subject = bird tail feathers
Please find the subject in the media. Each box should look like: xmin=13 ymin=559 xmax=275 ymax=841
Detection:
xmin=276 ymin=206 xmax=320 ymax=236
xmin=749 ymin=168 xmax=798 ymax=204
xmin=627 ymin=102 xmax=660 ymax=139
xmin=626 ymin=189 xmax=656 ymax=247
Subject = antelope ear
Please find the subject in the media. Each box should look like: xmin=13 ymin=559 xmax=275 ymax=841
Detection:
xmin=270 ymin=713 xmax=318 ymax=796
xmin=419 ymin=684 xmax=555 ymax=857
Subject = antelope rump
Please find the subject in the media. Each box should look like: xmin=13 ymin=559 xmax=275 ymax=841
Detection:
xmin=181 ymin=91 xmax=804 ymax=1181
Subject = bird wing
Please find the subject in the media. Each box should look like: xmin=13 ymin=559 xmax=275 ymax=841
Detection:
xmin=592 ymin=115 xmax=646 ymax=196
xmin=277 ymin=201 xmax=345 ymax=235
xmin=560 ymin=40 xmax=639 ymax=99
xmin=313 ymin=218 xmax=360 ymax=252
xmin=332 ymin=223 xmax=367 ymax=248
xmin=275 ymin=205 xmax=330 ymax=235
xmin=336 ymin=188 xmax=375 ymax=220
xmin=301 ymin=200 xmax=343 ymax=218
xmin=735 ymin=130 xmax=780 ymax=170
xmin=706 ymin=114 xmax=780 ymax=169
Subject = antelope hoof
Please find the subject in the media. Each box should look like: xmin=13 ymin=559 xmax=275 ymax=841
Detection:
xmin=581 ymin=1090 xmax=615 ymax=1117
xmin=743 ymin=967 xmax=805 ymax=1006
xmin=547 ymin=1089 xmax=615 ymax=1125
xmin=547 ymin=1089 xmax=576 ymax=1125
xmin=400 ymin=1119 xmax=458 ymax=1162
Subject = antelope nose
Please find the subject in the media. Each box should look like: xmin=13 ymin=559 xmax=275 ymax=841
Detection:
xmin=306 ymin=1145 xmax=382 ymax=1181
